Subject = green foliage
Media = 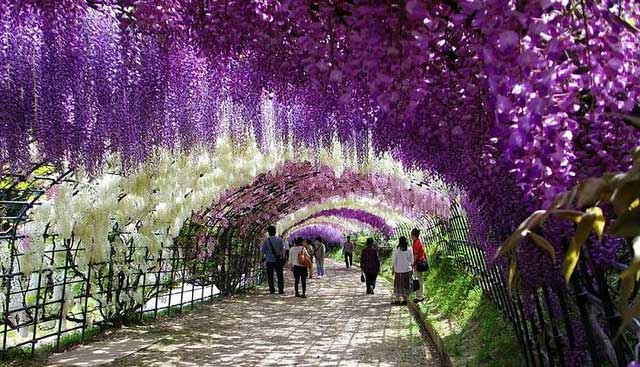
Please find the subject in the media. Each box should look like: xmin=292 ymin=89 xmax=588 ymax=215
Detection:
xmin=418 ymin=254 xmax=523 ymax=366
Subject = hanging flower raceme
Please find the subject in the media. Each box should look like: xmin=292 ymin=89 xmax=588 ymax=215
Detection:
xmin=286 ymin=208 xmax=395 ymax=238
xmin=288 ymin=224 xmax=346 ymax=245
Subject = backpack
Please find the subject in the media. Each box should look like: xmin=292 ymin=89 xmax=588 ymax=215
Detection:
xmin=298 ymin=249 xmax=312 ymax=267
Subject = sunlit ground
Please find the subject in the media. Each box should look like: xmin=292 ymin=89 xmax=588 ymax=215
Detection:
xmin=42 ymin=259 xmax=437 ymax=367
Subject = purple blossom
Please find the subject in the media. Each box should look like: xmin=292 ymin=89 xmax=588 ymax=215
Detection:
xmin=288 ymin=225 xmax=344 ymax=245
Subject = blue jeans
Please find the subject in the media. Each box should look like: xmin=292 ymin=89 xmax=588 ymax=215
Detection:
xmin=316 ymin=257 xmax=325 ymax=276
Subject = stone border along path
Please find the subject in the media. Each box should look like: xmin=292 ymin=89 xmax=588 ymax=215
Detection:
xmin=45 ymin=259 xmax=439 ymax=367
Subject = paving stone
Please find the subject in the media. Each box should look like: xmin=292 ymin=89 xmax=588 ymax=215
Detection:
xmin=46 ymin=259 xmax=439 ymax=367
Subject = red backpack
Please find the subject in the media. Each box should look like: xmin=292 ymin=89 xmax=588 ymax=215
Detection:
xmin=298 ymin=249 xmax=312 ymax=267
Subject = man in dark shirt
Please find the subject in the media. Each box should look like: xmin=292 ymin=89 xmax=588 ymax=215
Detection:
xmin=343 ymin=236 xmax=354 ymax=268
xmin=261 ymin=226 xmax=285 ymax=294
xmin=360 ymin=238 xmax=381 ymax=295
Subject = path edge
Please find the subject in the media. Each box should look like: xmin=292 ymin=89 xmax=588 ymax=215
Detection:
xmin=408 ymin=299 xmax=453 ymax=367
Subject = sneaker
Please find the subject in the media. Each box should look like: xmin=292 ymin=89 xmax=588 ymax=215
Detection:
xmin=295 ymin=293 xmax=301 ymax=298
xmin=391 ymin=301 xmax=401 ymax=305
xmin=300 ymin=294 xmax=307 ymax=298
xmin=279 ymin=291 xmax=285 ymax=295
xmin=400 ymin=300 xmax=408 ymax=306
xmin=413 ymin=298 xmax=424 ymax=303
xmin=371 ymin=289 xmax=374 ymax=295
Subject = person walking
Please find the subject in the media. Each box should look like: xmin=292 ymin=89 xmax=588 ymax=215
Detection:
xmin=411 ymin=228 xmax=427 ymax=303
xmin=283 ymin=239 xmax=290 ymax=263
xmin=313 ymin=237 xmax=326 ymax=277
xmin=304 ymin=239 xmax=315 ymax=279
xmin=261 ymin=226 xmax=285 ymax=295
xmin=391 ymin=236 xmax=414 ymax=305
xmin=343 ymin=236 xmax=354 ymax=268
xmin=360 ymin=238 xmax=380 ymax=295
xmin=289 ymin=237 xmax=310 ymax=298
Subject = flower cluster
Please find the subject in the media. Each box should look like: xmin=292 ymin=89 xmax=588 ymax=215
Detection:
xmin=291 ymin=208 xmax=395 ymax=238
xmin=288 ymin=225 xmax=345 ymax=245
xmin=3 ymin=1 xmax=638 ymax=231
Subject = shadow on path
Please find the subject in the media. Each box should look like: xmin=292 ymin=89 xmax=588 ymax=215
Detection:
xmin=47 ymin=259 xmax=439 ymax=367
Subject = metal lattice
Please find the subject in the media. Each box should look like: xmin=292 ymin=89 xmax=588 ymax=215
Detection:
xmin=0 ymin=165 xmax=265 ymax=356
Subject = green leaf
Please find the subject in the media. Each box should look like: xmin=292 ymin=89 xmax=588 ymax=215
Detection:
xmin=562 ymin=213 xmax=595 ymax=285
xmin=508 ymin=256 xmax=518 ymax=290
xmin=619 ymin=294 xmax=640 ymax=339
xmin=528 ymin=232 xmax=557 ymax=263
xmin=495 ymin=210 xmax=547 ymax=259
xmin=616 ymin=113 xmax=640 ymax=131
xmin=611 ymin=178 xmax=640 ymax=216
xmin=495 ymin=231 xmax=524 ymax=259
xmin=576 ymin=178 xmax=608 ymax=209
xmin=608 ymin=208 xmax=640 ymax=237
xmin=549 ymin=189 xmax=575 ymax=210
xmin=586 ymin=207 xmax=605 ymax=241
xmin=618 ymin=260 xmax=640 ymax=312
xmin=552 ymin=209 xmax=584 ymax=223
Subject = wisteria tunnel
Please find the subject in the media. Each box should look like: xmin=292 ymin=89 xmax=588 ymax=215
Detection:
xmin=0 ymin=1 xmax=639 ymax=366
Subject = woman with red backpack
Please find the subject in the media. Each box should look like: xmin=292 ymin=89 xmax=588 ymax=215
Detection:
xmin=289 ymin=237 xmax=312 ymax=298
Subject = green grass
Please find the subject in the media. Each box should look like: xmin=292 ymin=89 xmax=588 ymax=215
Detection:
xmin=0 ymin=325 xmax=104 ymax=367
xmin=417 ymin=253 xmax=523 ymax=366
xmin=330 ymin=240 xmax=523 ymax=366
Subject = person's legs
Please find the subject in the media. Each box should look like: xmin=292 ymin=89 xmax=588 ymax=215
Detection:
xmin=320 ymin=258 xmax=324 ymax=276
xmin=308 ymin=261 xmax=313 ymax=278
xmin=276 ymin=262 xmax=285 ymax=294
xmin=344 ymin=252 xmax=349 ymax=268
xmin=266 ymin=262 xmax=276 ymax=294
xmin=401 ymin=272 xmax=409 ymax=304
xmin=392 ymin=274 xmax=400 ymax=303
xmin=347 ymin=252 xmax=353 ymax=267
xmin=315 ymin=258 xmax=321 ymax=276
xmin=365 ymin=273 xmax=373 ymax=294
xmin=365 ymin=273 xmax=377 ymax=294
xmin=413 ymin=269 xmax=424 ymax=300
xmin=301 ymin=270 xmax=307 ymax=296
xmin=294 ymin=267 xmax=301 ymax=296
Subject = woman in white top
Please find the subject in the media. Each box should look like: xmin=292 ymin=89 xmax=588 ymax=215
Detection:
xmin=391 ymin=236 xmax=414 ymax=305
xmin=289 ymin=237 xmax=311 ymax=298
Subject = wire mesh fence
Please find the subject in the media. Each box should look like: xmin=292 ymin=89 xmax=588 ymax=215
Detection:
xmin=0 ymin=166 xmax=265 ymax=357
xmin=393 ymin=205 xmax=635 ymax=367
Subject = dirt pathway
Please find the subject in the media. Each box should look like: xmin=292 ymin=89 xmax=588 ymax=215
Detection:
xmin=46 ymin=259 xmax=439 ymax=367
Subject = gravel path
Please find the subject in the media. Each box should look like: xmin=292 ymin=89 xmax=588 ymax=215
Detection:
xmin=47 ymin=259 xmax=439 ymax=367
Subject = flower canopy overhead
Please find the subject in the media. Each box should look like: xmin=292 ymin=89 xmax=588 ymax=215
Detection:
xmin=1 ymin=0 xmax=639 ymax=285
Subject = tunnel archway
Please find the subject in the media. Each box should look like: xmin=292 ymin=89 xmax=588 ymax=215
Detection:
xmin=1 ymin=1 xmax=639 ymax=365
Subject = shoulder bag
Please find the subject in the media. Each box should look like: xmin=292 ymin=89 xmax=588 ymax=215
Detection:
xmin=298 ymin=248 xmax=312 ymax=267
xmin=412 ymin=276 xmax=421 ymax=292
xmin=416 ymin=259 xmax=429 ymax=272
